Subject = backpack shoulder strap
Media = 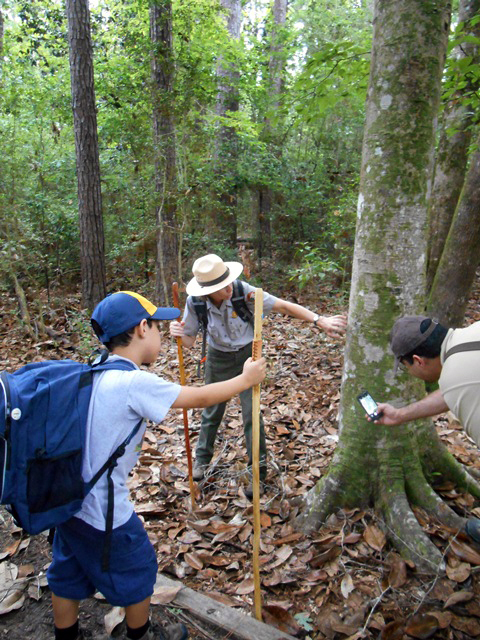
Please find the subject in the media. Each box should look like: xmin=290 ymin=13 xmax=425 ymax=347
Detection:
xmin=191 ymin=296 xmax=208 ymax=329
xmin=231 ymin=280 xmax=254 ymax=324
xmin=444 ymin=341 xmax=480 ymax=362
xmin=87 ymin=417 xmax=144 ymax=571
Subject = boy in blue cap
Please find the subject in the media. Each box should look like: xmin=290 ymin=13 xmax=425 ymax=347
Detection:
xmin=46 ymin=291 xmax=266 ymax=640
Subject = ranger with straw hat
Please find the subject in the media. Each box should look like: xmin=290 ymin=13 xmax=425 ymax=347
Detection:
xmin=170 ymin=254 xmax=347 ymax=498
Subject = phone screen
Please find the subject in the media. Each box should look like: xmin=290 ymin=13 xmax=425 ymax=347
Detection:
xmin=359 ymin=393 xmax=378 ymax=415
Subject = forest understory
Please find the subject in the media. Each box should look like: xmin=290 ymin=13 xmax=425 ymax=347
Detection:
xmin=1 ymin=274 xmax=480 ymax=640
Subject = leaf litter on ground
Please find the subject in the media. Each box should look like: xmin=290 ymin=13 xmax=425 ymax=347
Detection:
xmin=1 ymin=278 xmax=480 ymax=638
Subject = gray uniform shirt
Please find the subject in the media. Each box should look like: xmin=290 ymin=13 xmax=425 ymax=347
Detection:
xmin=182 ymin=281 xmax=279 ymax=352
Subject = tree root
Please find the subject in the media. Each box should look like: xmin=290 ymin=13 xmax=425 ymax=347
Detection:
xmin=294 ymin=473 xmax=343 ymax=533
xmin=417 ymin=422 xmax=480 ymax=499
xmin=403 ymin=448 xmax=465 ymax=530
xmin=378 ymin=489 xmax=445 ymax=573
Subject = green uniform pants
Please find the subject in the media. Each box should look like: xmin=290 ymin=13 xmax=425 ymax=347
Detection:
xmin=195 ymin=343 xmax=267 ymax=479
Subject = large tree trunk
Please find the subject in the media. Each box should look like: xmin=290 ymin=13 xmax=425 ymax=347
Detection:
xmin=295 ymin=0 xmax=477 ymax=573
xmin=257 ymin=0 xmax=288 ymax=264
xmin=65 ymin=0 xmax=106 ymax=310
xmin=428 ymin=134 xmax=480 ymax=325
xmin=426 ymin=0 xmax=480 ymax=293
xmin=212 ymin=0 xmax=241 ymax=248
xmin=150 ymin=0 xmax=178 ymax=306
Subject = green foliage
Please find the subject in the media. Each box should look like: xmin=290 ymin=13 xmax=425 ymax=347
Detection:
xmin=0 ymin=0 xmax=371 ymax=298
xmin=288 ymin=243 xmax=342 ymax=290
xmin=442 ymin=16 xmax=480 ymax=129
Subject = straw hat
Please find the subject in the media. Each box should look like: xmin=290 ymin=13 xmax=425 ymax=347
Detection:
xmin=186 ymin=254 xmax=243 ymax=296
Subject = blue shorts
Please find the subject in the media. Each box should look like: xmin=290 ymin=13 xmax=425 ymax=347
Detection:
xmin=47 ymin=512 xmax=158 ymax=606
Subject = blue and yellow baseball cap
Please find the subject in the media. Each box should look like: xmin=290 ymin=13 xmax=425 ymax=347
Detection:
xmin=91 ymin=291 xmax=180 ymax=343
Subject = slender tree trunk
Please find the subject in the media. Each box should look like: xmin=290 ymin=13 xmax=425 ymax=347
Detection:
xmin=0 ymin=9 xmax=4 ymax=59
xmin=257 ymin=0 xmax=287 ymax=263
xmin=65 ymin=0 xmax=106 ymax=309
xmin=426 ymin=0 xmax=480 ymax=292
xmin=428 ymin=133 xmax=480 ymax=325
xmin=212 ymin=0 xmax=241 ymax=248
xmin=150 ymin=0 xmax=178 ymax=306
xmin=295 ymin=0 xmax=469 ymax=573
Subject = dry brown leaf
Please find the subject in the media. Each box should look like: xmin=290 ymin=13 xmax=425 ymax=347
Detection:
xmin=17 ymin=564 xmax=35 ymax=578
xmin=380 ymin=620 xmax=404 ymax=639
xmin=387 ymin=553 xmax=407 ymax=588
xmin=0 ymin=539 xmax=21 ymax=560
xmin=311 ymin=545 xmax=341 ymax=568
xmin=443 ymin=590 xmax=474 ymax=609
xmin=207 ymin=591 xmax=242 ymax=607
xmin=449 ymin=538 xmax=480 ymax=565
xmin=197 ymin=552 xmax=232 ymax=567
xmin=446 ymin=561 xmax=471 ymax=582
xmin=404 ymin=613 xmax=439 ymax=639
xmin=104 ymin=606 xmax=125 ymax=635
xmin=150 ymin=585 xmax=182 ymax=605
xmin=184 ymin=552 xmax=203 ymax=570
xmin=450 ymin=613 xmax=480 ymax=636
xmin=340 ymin=573 xmax=354 ymax=599
xmin=426 ymin=610 xmax=452 ymax=629
xmin=0 ymin=591 xmax=25 ymax=616
xmin=235 ymin=577 xmax=255 ymax=595
xmin=364 ymin=524 xmax=386 ymax=552
xmin=272 ymin=532 xmax=304 ymax=546
xmin=260 ymin=512 xmax=271 ymax=527
xmin=262 ymin=605 xmax=303 ymax=636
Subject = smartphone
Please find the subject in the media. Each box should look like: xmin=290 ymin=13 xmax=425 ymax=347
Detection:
xmin=357 ymin=391 xmax=383 ymax=421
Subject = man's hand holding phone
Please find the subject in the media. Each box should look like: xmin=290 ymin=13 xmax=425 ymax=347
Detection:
xmin=357 ymin=391 xmax=384 ymax=422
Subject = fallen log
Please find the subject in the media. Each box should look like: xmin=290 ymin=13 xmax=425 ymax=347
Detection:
xmin=154 ymin=574 xmax=298 ymax=640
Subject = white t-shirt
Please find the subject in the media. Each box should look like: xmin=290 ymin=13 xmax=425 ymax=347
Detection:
xmin=76 ymin=355 xmax=181 ymax=531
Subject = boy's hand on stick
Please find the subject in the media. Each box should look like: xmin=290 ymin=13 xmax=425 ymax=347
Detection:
xmin=243 ymin=357 xmax=266 ymax=386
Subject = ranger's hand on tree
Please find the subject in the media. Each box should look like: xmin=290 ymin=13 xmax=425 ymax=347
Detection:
xmin=316 ymin=314 xmax=347 ymax=338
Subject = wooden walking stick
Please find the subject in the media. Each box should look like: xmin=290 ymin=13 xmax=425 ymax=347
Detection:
xmin=251 ymin=288 xmax=263 ymax=620
xmin=172 ymin=282 xmax=196 ymax=510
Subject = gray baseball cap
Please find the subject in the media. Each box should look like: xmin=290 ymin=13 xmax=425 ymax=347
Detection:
xmin=390 ymin=316 xmax=438 ymax=371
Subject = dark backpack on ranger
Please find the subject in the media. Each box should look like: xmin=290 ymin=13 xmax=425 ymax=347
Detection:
xmin=0 ymin=353 xmax=141 ymax=540
xmin=191 ymin=279 xmax=254 ymax=375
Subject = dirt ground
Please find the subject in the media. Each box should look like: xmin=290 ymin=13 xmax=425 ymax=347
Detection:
xmin=2 ymin=277 xmax=480 ymax=640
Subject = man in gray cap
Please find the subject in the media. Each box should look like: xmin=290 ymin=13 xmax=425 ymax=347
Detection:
xmin=373 ymin=314 xmax=480 ymax=541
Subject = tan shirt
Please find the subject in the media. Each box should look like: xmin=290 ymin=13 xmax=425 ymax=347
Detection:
xmin=439 ymin=322 xmax=480 ymax=447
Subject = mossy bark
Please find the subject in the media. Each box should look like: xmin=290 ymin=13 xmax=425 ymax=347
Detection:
xmin=296 ymin=0 xmax=463 ymax=573
xmin=426 ymin=0 xmax=480 ymax=295
xmin=428 ymin=134 xmax=480 ymax=326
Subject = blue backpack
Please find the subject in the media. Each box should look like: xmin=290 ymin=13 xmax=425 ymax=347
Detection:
xmin=0 ymin=352 xmax=141 ymax=543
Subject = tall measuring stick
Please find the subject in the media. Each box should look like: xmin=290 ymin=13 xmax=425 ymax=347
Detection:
xmin=172 ymin=282 xmax=196 ymax=510
xmin=252 ymin=288 xmax=263 ymax=621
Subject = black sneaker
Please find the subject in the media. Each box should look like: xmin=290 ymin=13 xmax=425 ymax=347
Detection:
xmin=465 ymin=517 xmax=480 ymax=544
